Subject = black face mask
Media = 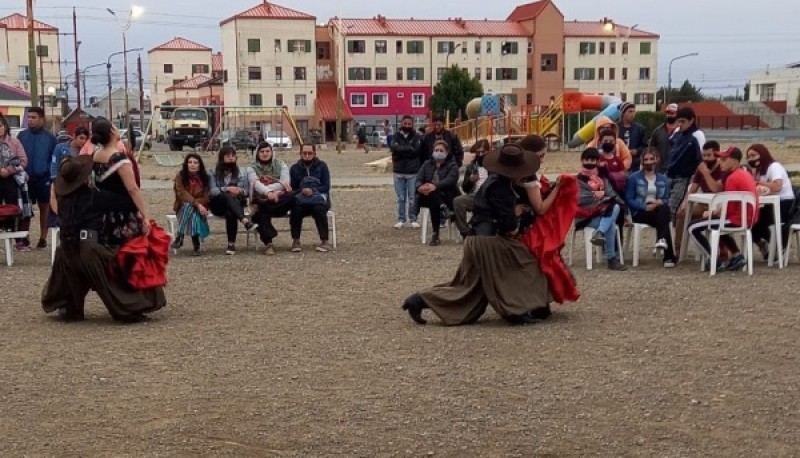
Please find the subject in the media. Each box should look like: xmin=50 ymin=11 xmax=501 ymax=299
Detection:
xmin=748 ymin=160 xmax=760 ymax=168
xmin=704 ymin=160 xmax=717 ymax=169
xmin=475 ymin=155 xmax=485 ymax=166
xmin=666 ymin=116 xmax=677 ymax=124
xmin=401 ymin=127 xmax=413 ymax=134
xmin=643 ymin=164 xmax=655 ymax=172
xmin=601 ymin=143 xmax=615 ymax=153
xmin=583 ymin=163 xmax=597 ymax=170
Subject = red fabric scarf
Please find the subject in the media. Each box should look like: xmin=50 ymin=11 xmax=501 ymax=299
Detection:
xmin=188 ymin=173 xmax=203 ymax=195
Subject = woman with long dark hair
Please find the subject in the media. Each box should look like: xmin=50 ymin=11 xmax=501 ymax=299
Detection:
xmin=0 ymin=114 xmax=30 ymax=235
xmin=209 ymin=146 xmax=256 ymax=255
xmin=746 ymin=143 xmax=795 ymax=257
xmin=172 ymin=153 xmax=211 ymax=255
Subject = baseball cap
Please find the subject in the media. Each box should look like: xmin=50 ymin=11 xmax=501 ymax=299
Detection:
xmin=715 ymin=146 xmax=742 ymax=161
xmin=665 ymin=103 xmax=678 ymax=114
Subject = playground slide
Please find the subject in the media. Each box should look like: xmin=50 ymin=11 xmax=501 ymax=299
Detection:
xmin=562 ymin=93 xmax=622 ymax=148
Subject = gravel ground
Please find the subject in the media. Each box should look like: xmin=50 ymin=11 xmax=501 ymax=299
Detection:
xmin=0 ymin=147 xmax=798 ymax=457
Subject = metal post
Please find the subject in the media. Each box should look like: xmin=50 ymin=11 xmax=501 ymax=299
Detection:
xmin=73 ymin=7 xmax=81 ymax=111
xmin=138 ymin=55 xmax=144 ymax=133
xmin=123 ymin=31 xmax=131 ymax=149
xmin=26 ymin=0 xmax=39 ymax=107
xmin=107 ymin=61 xmax=113 ymax=118
xmin=667 ymin=52 xmax=699 ymax=104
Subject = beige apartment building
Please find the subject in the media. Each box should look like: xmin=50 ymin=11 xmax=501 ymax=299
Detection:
xmin=148 ymin=37 xmax=214 ymax=104
xmin=0 ymin=14 xmax=62 ymax=101
xmin=563 ymin=20 xmax=659 ymax=110
xmin=220 ymin=2 xmax=317 ymax=137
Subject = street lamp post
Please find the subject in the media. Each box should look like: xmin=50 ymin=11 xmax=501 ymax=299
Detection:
xmin=445 ymin=43 xmax=462 ymax=68
xmin=667 ymin=52 xmax=700 ymax=104
xmin=603 ymin=19 xmax=638 ymax=98
xmin=81 ymin=62 xmax=106 ymax=107
xmin=107 ymin=6 xmax=143 ymax=149
xmin=106 ymin=47 xmax=144 ymax=119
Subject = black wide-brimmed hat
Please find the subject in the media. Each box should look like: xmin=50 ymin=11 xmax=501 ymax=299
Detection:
xmin=54 ymin=155 xmax=93 ymax=195
xmin=482 ymin=144 xmax=541 ymax=179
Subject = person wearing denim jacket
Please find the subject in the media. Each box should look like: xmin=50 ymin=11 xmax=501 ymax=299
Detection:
xmin=625 ymin=148 xmax=676 ymax=267
xmin=208 ymin=146 xmax=256 ymax=254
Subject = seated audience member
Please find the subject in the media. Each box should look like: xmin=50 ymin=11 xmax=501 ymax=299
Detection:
xmin=289 ymin=144 xmax=333 ymax=253
xmin=688 ymin=147 xmax=758 ymax=272
xmin=575 ymin=147 xmax=627 ymax=271
xmin=746 ymin=143 xmax=795 ymax=258
xmin=597 ymin=128 xmax=628 ymax=195
xmin=172 ymin=153 xmax=211 ymax=255
xmin=625 ymin=148 xmax=676 ymax=267
xmin=588 ymin=115 xmax=632 ymax=170
xmin=251 ymin=142 xmax=293 ymax=255
xmin=416 ymin=140 xmax=459 ymax=246
xmin=209 ymin=146 xmax=256 ymax=255
xmin=0 ymin=114 xmax=29 ymax=232
xmin=675 ymin=140 xmax=726 ymax=258
xmin=453 ymin=139 xmax=490 ymax=237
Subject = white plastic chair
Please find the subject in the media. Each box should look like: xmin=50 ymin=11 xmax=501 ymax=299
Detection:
xmin=782 ymin=223 xmax=800 ymax=267
xmin=700 ymin=192 xmax=757 ymax=276
xmin=419 ymin=207 xmax=455 ymax=244
xmin=50 ymin=227 xmax=60 ymax=265
xmin=567 ymin=223 xmax=624 ymax=270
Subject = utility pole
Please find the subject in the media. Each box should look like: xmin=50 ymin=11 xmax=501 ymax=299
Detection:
xmin=26 ymin=0 xmax=39 ymax=107
xmin=137 ymin=54 xmax=144 ymax=131
xmin=73 ymin=7 xmax=81 ymax=111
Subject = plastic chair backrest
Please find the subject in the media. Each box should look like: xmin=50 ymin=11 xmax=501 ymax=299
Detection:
xmin=709 ymin=191 xmax=757 ymax=230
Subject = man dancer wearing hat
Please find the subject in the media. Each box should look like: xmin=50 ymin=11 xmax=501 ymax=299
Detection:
xmin=401 ymin=144 xmax=550 ymax=326
xmin=650 ymin=103 xmax=679 ymax=173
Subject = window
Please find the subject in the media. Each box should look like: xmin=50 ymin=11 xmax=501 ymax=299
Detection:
xmin=18 ymin=65 xmax=30 ymax=81
xmin=437 ymin=41 xmax=456 ymax=53
xmin=192 ymin=64 xmax=209 ymax=75
xmin=609 ymin=68 xmax=616 ymax=80
xmin=172 ymin=79 xmax=184 ymax=85
xmin=248 ymin=66 xmax=262 ymax=80
xmin=599 ymin=42 xmax=605 ymax=55
xmin=294 ymin=67 xmax=306 ymax=80
xmin=274 ymin=39 xmax=281 ymax=52
xmin=639 ymin=67 xmax=651 ymax=80
xmin=573 ymin=68 xmax=595 ymax=80
xmin=347 ymin=40 xmax=366 ymax=53
xmin=527 ymin=67 xmax=533 ymax=80
xmin=640 ymin=42 xmax=652 ymax=55
xmin=474 ymin=68 xmax=481 ymax=80
xmin=288 ymin=40 xmax=312 ymax=53
xmin=407 ymin=67 xmax=424 ymax=80
xmin=506 ymin=94 xmax=517 ymax=105
xmin=275 ymin=67 xmax=282 ymax=80
xmin=396 ymin=40 xmax=403 ymax=53
xmin=35 ymin=45 xmax=48 ymax=57
xmin=462 ymin=41 xmax=468 ymax=54
xmin=223 ymin=70 xmax=228 ymax=83
xmin=348 ymin=67 xmax=372 ymax=81
xmin=372 ymin=93 xmax=389 ymax=107
xmin=579 ymin=42 xmax=596 ymax=55
xmin=500 ymin=41 xmax=519 ymax=55
xmin=437 ymin=67 xmax=447 ymax=81
xmin=295 ymin=94 xmax=307 ymax=107
xmin=496 ymin=68 xmax=518 ymax=80
xmin=486 ymin=42 xmax=492 ymax=53
xmin=622 ymin=42 xmax=629 ymax=54
xmin=634 ymin=93 xmax=654 ymax=105
xmin=407 ymin=41 xmax=424 ymax=54
xmin=528 ymin=41 xmax=533 ymax=54
xmin=375 ymin=40 xmax=387 ymax=53
xmin=396 ymin=67 xmax=403 ymax=80
xmin=412 ymin=93 xmax=425 ymax=108
xmin=621 ymin=92 xmax=628 ymax=101
xmin=540 ymin=54 xmax=557 ymax=72
xmin=350 ymin=93 xmax=367 ymax=107
xmin=276 ymin=94 xmax=283 ymax=106
xmin=249 ymin=93 xmax=262 ymax=106
xmin=163 ymin=64 xmax=173 ymax=74
xmin=526 ymin=93 xmax=533 ymax=105
xmin=597 ymin=68 xmax=605 ymax=80
xmin=376 ymin=67 xmax=388 ymax=81
xmin=474 ymin=41 xmax=481 ymax=54
xmin=317 ymin=42 xmax=331 ymax=60
xmin=610 ymin=42 xmax=616 ymax=54
xmin=485 ymin=68 xmax=492 ymax=80
xmin=622 ymin=67 xmax=628 ymax=80
xmin=247 ymin=39 xmax=261 ymax=53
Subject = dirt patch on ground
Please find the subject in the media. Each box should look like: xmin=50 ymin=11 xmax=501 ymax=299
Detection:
xmin=1 ymin=148 xmax=798 ymax=456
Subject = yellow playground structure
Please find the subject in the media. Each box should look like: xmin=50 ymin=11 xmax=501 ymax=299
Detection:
xmin=207 ymin=105 xmax=304 ymax=151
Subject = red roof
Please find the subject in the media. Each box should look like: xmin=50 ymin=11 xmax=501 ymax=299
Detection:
xmin=149 ymin=37 xmax=212 ymax=53
xmin=332 ymin=17 xmax=530 ymax=37
xmin=507 ymin=1 xmax=549 ymax=21
xmin=166 ymin=75 xmax=212 ymax=91
xmin=0 ymin=13 xmax=57 ymax=31
xmin=220 ymin=2 xmax=315 ymax=26
xmin=316 ymin=84 xmax=353 ymax=121
xmin=563 ymin=21 xmax=659 ymax=38
xmin=212 ymin=53 xmax=223 ymax=72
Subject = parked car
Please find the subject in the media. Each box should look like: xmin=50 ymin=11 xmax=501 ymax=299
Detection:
xmin=219 ymin=129 xmax=256 ymax=152
xmin=264 ymin=130 xmax=293 ymax=150
xmin=56 ymin=133 xmax=71 ymax=143
xmin=121 ymin=129 xmax=152 ymax=151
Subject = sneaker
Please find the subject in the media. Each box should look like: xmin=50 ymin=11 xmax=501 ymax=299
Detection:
xmin=703 ymin=259 xmax=725 ymax=272
xmin=725 ymin=254 xmax=746 ymax=272
xmin=607 ymin=258 xmax=627 ymax=271
xmin=663 ymin=259 xmax=676 ymax=268
xmin=393 ymin=222 xmax=404 ymax=229
xmin=263 ymin=243 xmax=276 ymax=255
xmin=15 ymin=241 xmax=31 ymax=252
xmin=225 ymin=243 xmax=236 ymax=255
xmin=291 ymin=240 xmax=302 ymax=252
xmin=590 ymin=232 xmax=606 ymax=247
xmin=410 ymin=221 xmax=421 ymax=229
xmin=655 ymin=238 xmax=668 ymax=250
xmin=36 ymin=239 xmax=47 ymax=250
xmin=429 ymin=234 xmax=441 ymax=246
xmin=316 ymin=241 xmax=333 ymax=252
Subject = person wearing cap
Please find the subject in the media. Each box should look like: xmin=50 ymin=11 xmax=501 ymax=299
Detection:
xmin=401 ymin=144 xmax=550 ymax=326
xmin=688 ymin=146 xmax=758 ymax=272
xmin=617 ymin=102 xmax=647 ymax=171
xmin=665 ymin=106 xmax=706 ymax=224
xmin=650 ymin=103 xmax=679 ymax=172
xmin=419 ymin=115 xmax=464 ymax=167
xmin=42 ymin=155 xmax=166 ymax=322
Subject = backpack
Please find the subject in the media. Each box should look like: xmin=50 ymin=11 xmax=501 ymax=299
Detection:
xmin=295 ymin=176 xmax=327 ymax=206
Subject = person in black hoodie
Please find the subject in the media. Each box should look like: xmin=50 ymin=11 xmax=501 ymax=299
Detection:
xmin=420 ymin=115 xmax=464 ymax=166
xmin=390 ymin=115 xmax=422 ymax=228
xmin=416 ymin=140 xmax=459 ymax=246
xmin=665 ymin=106 xmax=706 ymax=222
xmin=616 ymin=102 xmax=647 ymax=171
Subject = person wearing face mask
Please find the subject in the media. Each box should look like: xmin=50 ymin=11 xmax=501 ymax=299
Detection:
xmin=746 ymin=143 xmax=795 ymax=260
xmin=452 ymin=139 xmax=491 ymax=238
xmin=209 ymin=146 xmax=257 ymax=255
xmin=624 ymin=148 xmax=675 ymax=267
xmin=416 ymin=140 xmax=459 ymax=246
xmin=650 ymin=103 xmax=679 ymax=173
xmin=390 ymin=115 xmax=423 ymax=229
xmin=289 ymin=144 xmax=333 ymax=253
xmin=575 ymin=147 xmax=627 ymax=271
xmin=587 ymin=114 xmax=632 ymax=170
xmin=420 ymin=115 xmax=464 ymax=167
xmin=596 ymin=129 xmax=628 ymax=195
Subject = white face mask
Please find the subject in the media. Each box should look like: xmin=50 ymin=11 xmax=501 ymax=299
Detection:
xmin=432 ymin=151 xmax=447 ymax=161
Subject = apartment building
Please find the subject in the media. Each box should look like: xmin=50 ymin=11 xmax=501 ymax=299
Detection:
xmin=220 ymin=2 xmax=317 ymax=137
xmin=563 ymin=19 xmax=659 ymax=110
xmin=0 ymin=14 xmax=62 ymax=100
xmin=749 ymin=62 xmax=800 ymax=115
xmin=148 ymin=37 xmax=214 ymax=104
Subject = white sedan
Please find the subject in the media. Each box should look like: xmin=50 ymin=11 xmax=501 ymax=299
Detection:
xmin=264 ymin=131 xmax=293 ymax=150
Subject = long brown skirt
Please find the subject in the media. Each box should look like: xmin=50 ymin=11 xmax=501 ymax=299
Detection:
xmin=42 ymin=242 xmax=166 ymax=320
xmin=419 ymin=235 xmax=550 ymax=325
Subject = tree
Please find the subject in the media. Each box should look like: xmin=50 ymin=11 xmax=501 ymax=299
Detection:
xmin=658 ymin=79 xmax=705 ymax=104
xmin=796 ymin=90 xmax=800 ymax=111
xmin=429 ymin=66 xmax=483 ymax=121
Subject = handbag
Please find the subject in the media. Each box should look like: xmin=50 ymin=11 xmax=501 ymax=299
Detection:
xmin=295 ymin=176 xmax=327 ymax=205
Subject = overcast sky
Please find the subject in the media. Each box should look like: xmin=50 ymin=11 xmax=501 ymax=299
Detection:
xmin=8 ymin=0 xmax=798 ymax=100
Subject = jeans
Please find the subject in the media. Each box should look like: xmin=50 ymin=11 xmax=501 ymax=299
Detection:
xmin=393 ymin=173 xmax=417 ymax=223
xmin=587 ymin=203 xmax=620 ymax=260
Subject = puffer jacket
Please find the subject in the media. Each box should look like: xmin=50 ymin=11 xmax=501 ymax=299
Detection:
xmin=390 ymin=129 xmax=422 ymax=174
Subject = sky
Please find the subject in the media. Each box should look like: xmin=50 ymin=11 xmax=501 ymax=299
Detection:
xmin=6 ymin=0 xmax=798 ymax=101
